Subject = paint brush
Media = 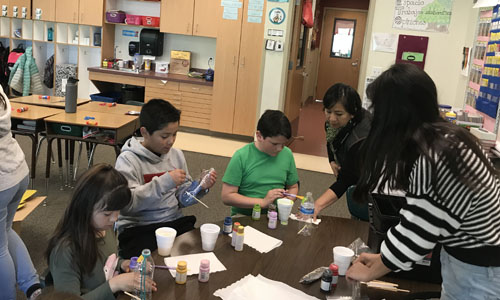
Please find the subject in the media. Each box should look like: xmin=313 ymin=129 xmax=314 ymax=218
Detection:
xmin=155 ymin=265 xmax=176 ymax=270
xmin=124 ymin=291 xmax=141 ymax=300
xmin=283 ymin=192 xmax=304 ymax=200
xmin=186 ymin=191 xmax=210 ymax=208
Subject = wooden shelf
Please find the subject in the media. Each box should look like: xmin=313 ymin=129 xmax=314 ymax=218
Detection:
xmin=104 ymin=21 xmax=159 ymax=30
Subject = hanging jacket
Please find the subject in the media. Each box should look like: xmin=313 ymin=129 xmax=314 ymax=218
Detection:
xmin=8 ymin=47 xmax=43 ymax=96
xmin=43 ymin=55 xmax=54 ymax=88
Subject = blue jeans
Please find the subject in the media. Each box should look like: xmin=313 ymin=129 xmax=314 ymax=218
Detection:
xmin=440 ymin=247 xmax=500 ymax=300
xmin=0 ymin=176 xmax=39 ymax=300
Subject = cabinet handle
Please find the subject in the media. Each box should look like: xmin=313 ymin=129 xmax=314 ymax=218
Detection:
xmin=74 ymin=12 xmax=77 ymax=22
xmin=81 ymin=13 xmax=84 ymax=23
xmin=161 ymin=80 xmax=168 ymax=85
xmin=187 ymin=23 xmax=190 ymax=33
xmin=195 ymin=24 xmax=199 ymax=33
xmin=191 ymin=87 xmax=200 ymax=90
xmin=232 ymin=56 xmax=236 ymax=65
xmin=241 ymin=57 xmax=245 ymax=67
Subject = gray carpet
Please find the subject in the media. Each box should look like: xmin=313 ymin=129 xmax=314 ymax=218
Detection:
xmin=13 ymin=134 xmax=350 ymax=298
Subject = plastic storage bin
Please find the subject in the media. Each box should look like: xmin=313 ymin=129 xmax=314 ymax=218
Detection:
xmin=90 ymin=91 xmax=122 ymax=103
xmin=125 ymin=14 xmax=142 ymax=25
xmin=51 ymin=124 xmax=83 ymax=137
xmin=106 ymin=10 xmax=126 ymax=23
xmin=142 ymin=16 xmax=160 ymax=27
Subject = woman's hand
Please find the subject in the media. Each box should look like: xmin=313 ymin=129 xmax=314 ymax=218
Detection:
xmin=330 ymin=161 xmax=341 ymax=176
xmin=201 ymin=170 xmax=217 ymax=189
xmin=346 ymin=253 xmax=391 ymax=282
xmin=109 ymin=272 xmax=157 ymax=293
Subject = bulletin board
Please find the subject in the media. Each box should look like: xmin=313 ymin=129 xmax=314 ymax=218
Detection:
xmin=395 ymin=34 xmax=429 ymax=70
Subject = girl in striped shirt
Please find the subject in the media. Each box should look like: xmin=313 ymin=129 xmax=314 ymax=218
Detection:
xmin=346 ymin=63 xmax=500 ymax=299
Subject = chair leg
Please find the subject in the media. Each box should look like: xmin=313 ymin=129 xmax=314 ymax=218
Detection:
xmin=87 ymin=143 xmax=97 ymax=169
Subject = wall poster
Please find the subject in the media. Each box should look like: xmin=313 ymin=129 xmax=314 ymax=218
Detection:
xmin=393 ymin=0 xmax=453 ymax=33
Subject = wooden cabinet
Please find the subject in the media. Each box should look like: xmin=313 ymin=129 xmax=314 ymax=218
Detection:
xmin=193 ymin=0 xmax=218 ymax=38
xmin=10 ymin=0 xmax=31 ymax=18
xmin=79 ymin=0 xmax=103 ymax=26
xmin=56 ymin=0 xmax=78 ymax=23
xmin=160 ymin=0 xmax=218 ymax=38
xmin=32 ymin=0 xmax=55 ymax=21
xmin=211 ymin=0 xmax=265 ymax=136
xmin=145 ymin=79 xmax=212 ymax=130
xmin=160 ymin=0 xmax=194 ymax=35
xmin=0 ymin=0 xmax=9 ymax=17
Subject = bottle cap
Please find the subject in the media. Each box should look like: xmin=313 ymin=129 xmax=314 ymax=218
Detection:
xmin=322 ymin=269 xmax=332 ymax=280
xmin=269 ymin=211 xmax=277 ymax=218
xmin=237 ymin=226 xmax=244 ymax=234
xmin=177 ymin=260 xmax=187 ymax=270
xmin=200 ymin=259 xmax=210 ymax=268
xmin=329 ymin=263 xmax=339 ymax=273
xmin=233 ymin=222 xmax=241 ymax=231
xmin=253 ymin=204 xmax=261 ymax=210
xmin=224 ymin=216 xmax=232 ymax=224
xmin=129 ymin=257 xmax=138 ymax=269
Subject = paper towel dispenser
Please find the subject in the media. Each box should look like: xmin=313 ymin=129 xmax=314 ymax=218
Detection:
xmin=140 ymin=29 xmax=164 ymax=56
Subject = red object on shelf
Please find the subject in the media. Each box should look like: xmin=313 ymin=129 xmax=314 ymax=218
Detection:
xmin=141 ymin=16 xmax=160 ymax=27
xmin=125 ymin=14 xmax=142 ymax=25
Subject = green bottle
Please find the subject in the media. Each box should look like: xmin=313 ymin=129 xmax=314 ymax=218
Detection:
xmin=252 ymin=204 xmax=261 ymax=220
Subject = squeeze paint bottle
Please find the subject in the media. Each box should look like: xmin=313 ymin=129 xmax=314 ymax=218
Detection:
xmin=252 ymin=204 xmax=261 ymax=220
xmin=320 ymin=269 xmax=332 ymax=293
xmin=329 ymin=263 xmax=339 ymax=289
xmin=223 ymin=217 xmax=232 ymax=234
xmin=231 ymin=222 xmax=241 ymax=247
xmin=268 ymin=211 xmax=278 ymax=229
xmin=234 ymin=226 xmax=244 ymax=252
xmin=198 ymin=259 xmax=210 ymax=282
xmin=175 ymin=261 xmax=187 ymax=284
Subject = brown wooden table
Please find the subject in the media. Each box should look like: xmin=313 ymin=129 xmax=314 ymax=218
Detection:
xmin=10 ymin=95 xmax=90 ymax=108
xmin=119 ymin=216 xmax=440 ymax=300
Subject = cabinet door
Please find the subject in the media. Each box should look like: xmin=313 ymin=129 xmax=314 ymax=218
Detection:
xmin=32 ymin=0 xmax=55 ymax=21
xmin=232 ymin=0 xmax=266 ymax=136
xmin=193 ymin=0 xmax=218 ymax=38
xmin=55 ymin=0 xmax=78 ymax=24
xmin=0 ymin=0 xmax=9 ymax=17
xmin=11 ymin=0 xmax=31 ymax=18
xmin=210 ymin=4 xmax=242 ymax=134
xmin=160 ymin=0 xmax=194 ymax=35
xmin=79 ymin=0 xmax=103 ymax=26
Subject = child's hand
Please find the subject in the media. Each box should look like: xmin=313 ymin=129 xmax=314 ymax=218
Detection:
xmin=201 ymin=170 xmax=217 ymax=189
xmin=109 ymin=272 xmax=157 ymax=293
xmin=121 ymin=259 xmax=131 ymax=273
xmin=263 ymin=188 xmax=285 ymax=208
xmin=169 ymin=169 xmax=186 ymax=186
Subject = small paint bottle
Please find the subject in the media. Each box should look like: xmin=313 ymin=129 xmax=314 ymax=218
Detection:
xmin=268 ymin=211 xmax=278 ymax=229
xmin=252 ymin=204 xmax=261 ymax=220
xmin=16 ymin=106 xmax=28 ymax=113
xmin=198 ymin=259 xmax=210 ymax=282
xmin=38 ymin=95 xmax=50 ymax=99
xmin=234 ymin=226 xmax=244 ymax=251
xmin=223 ymin=217 xmax=232 ymax=234
xmin=329 ymin=263 xmax=338 ymax=289
xmin=175 ymin=261 xmax=187 ymax=284
xmin=267 ymin=203 xmax=276 ymax=219
xmin=320 ymin=269 xmax=332 ymax=293
xmin=231 ymin=222 xmax=241 ymax=247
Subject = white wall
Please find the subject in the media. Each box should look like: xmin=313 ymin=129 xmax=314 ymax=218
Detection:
xmin=114 ymin=26 xmax=216 ymax=69
xmin=357 ymin=0 xmax=479 ymax=108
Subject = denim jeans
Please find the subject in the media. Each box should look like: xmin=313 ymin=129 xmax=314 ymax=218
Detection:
xmin=0 ymin=176 xmax=39 ymax=300
xmin=440 ymin=247 xmax=500 ymax=300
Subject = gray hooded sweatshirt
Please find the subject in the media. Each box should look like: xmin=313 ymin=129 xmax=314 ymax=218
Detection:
xmin=115 ymin=137 xmax=202 ymax=233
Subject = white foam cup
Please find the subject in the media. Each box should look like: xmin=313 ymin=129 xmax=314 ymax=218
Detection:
xmin=200 ymin=223 xmax=220 ymax=251
xmin=277 ymin=198 xmax=294 ymax=225
xmin=333 ymin=246 xmax=355 ymax=275
xmin=155 ymin=227 xmax=177 ymax=256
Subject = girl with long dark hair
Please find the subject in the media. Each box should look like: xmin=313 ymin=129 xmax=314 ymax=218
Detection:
xmin=46 ymin=164 xmax=156 ymax=299
xmin=346 ymin=64 xmax=500 ymax=298
xmin=0 ymin=86 xmax=42 ymax=300
xmin=313 ymin=83 xmax=372 ymax=220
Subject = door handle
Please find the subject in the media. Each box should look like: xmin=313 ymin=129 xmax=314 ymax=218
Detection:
xmin=302 ymin=72 xmax=308 ymax=77
xmin=351 ymin=59 xmax=359 ymax=67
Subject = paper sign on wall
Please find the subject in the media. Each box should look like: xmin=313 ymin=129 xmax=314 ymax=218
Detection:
xmin=396 ymin=34 xmax=429 ymax=69
xmin=393 ymin=0 xmax=453 ymax=33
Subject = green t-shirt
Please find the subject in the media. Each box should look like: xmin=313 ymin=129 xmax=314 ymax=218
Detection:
xmin=222 ymin=143 xmax=299 ymax=216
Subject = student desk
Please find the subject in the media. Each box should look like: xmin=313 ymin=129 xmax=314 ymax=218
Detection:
xmin=43 ymin=110 xmax=138 ymax=196
xmin=118 ymin=216 xmax=440 ymax=300
xmin=10 ymin=103 xmax=62 ymax=189
xmin=78 ymin=101 xmax=141 ymax=129
xmin=10 ymin=95 xmax=90 ymax=108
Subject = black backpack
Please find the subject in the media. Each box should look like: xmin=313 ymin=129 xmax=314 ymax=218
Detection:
xmin=43 ymin=55 xmax=54 ymax=88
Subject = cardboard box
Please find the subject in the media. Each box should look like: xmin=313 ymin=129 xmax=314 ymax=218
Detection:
xmin=170 ymin=50 xmax=191 ymax=75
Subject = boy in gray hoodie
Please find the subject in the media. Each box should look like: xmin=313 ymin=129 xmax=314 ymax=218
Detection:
xmin=115 ymin=99 xmax=217 ymax=258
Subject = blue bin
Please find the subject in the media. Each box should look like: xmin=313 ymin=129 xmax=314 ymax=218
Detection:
xmin=90 ymin=91 xmax=122 ymax=103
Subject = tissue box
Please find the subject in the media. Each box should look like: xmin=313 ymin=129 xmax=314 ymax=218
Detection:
xmin=170 ymin=50 xmax=190 ymax=75
xmin=155 ymin=61 xmax=169 ymax=73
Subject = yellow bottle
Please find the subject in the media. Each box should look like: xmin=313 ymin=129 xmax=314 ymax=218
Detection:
xmin=175 ymin=261 xmax=187 ymax=284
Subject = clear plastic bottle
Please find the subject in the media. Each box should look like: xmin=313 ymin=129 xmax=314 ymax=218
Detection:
xmin=182 ymin=168 xmax=215 ymax=204
xmin=298 ymin=192 xmax=315 ymax=236
xmin=137 ymin=249 xmax=155 ymax=300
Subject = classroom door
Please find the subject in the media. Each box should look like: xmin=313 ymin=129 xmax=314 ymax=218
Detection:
xmin=316 ymin=9 xmax=366 ymax=100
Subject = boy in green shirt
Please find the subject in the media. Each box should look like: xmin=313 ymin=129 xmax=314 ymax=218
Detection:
xmin=222 ymin=110 xmax=299 ymax=215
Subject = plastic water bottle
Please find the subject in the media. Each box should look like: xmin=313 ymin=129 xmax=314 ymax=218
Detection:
xmin=137 ymin=249 xmax=154 ymax=300
xmin=298 ymin=192 xmax=314 ymax=236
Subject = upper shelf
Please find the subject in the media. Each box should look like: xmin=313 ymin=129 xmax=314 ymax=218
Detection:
xmin=104 ymin=21 xmax=159 ymax=30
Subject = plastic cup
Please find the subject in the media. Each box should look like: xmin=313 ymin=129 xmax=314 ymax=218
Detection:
xmin=155 ymin=227 xmax=177 ymax=256
xmin=333 ymin=246 xmax=355 ymax=276
xmin=277 ymin=198 xmax=294 ymax=225
xmin=200 ymin=223 xmax=220 ymax=251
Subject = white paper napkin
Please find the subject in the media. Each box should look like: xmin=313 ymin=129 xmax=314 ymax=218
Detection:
xmin=230 ymin=226 xmax=283 ymax=253
xmin=290 ymin=214 xmax=322 ymax=225
xmin=214 ymin=274 xmax=320 ymax=300
xmin=163 ymin=252 xmax=226 ymax=277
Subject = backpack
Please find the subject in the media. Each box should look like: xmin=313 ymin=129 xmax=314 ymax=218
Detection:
xmin=8 ymin=44 xmax=25 ymax=68
xmin=43 ymin=55 xmax=54 ymax=88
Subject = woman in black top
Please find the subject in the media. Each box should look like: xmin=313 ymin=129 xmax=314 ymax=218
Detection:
xmin=313 ymin=83 xmax=372 ymax=220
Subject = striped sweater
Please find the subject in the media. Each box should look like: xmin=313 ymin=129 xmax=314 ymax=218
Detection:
xmin=380 ymin=147 xmax=500 ymax=270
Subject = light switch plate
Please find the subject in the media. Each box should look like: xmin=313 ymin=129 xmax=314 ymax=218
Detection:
xmin=265 ymin=39 xmax=276 ymax=50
